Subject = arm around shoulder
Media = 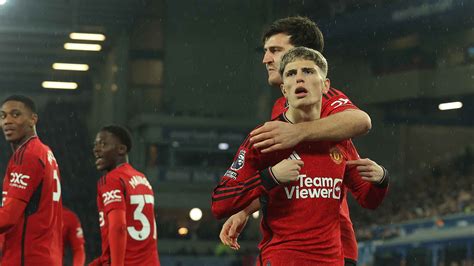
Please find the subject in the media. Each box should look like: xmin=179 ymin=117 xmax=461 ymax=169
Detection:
xmin=301 ymin=109 xmax=372 ymax=142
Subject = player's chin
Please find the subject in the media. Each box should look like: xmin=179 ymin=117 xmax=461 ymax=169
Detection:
xmin=3 ymin=133 xmax=17 ymax=142
xmin=95 ymin=164 xmax=105 ymax=171
xmin=268 ymin=75 xmax=282 ymax=87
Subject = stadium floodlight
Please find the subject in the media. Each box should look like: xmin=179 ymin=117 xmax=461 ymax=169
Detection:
xmin=438 ymin=101 xmax=463 ymax=111
xmin=69 ymin=32 xmax=106 ymax=41
xmin=64 ymin=43 xmax=101 ymax=51
xmin=189 ymin=208 xmax=203 ymax=221
xmin=178 ymin=227 xmax=189 ymax=236
xmin=218 ymin=142 xmax=229 ymax=150
xmin=42 ymin=81 xmax=78 ymax=90
xmin=171 ymin=141 xmax=180 ymax=148
xmin=52 ymin=63 xmax=89 ymax=71
xmin=0 ymin=0 xmax=7 ymax=6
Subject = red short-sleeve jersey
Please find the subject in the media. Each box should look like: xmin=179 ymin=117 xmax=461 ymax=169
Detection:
xmin=1 ymin=136 xmax=63 ymax=266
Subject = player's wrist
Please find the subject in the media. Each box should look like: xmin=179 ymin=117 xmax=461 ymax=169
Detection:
xmin=374 ymin=166 xmax=389 ymax=188
xmin=242 ymin=208 xmax=253 ymax=217
xmin=243 ymin=203 xmax=259 ymax=215
xmin=260 ymin=167 xmax=280 ymax=191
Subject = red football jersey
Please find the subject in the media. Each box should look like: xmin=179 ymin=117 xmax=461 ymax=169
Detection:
xmin=212 ymin=115 xmax=388 ymax=266
xmin=62 ymin=207 xmax=85 ymax=253
xmin=1 ymin=136 xmax=63 ymax=266
xmin=96 ymin=163 xmax=160 ymax=265
xmin=270 ymin=87 xmax=360 ymax=262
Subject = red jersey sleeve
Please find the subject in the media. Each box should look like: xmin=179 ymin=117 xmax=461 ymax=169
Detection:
xmin=341 ymin=141 xmax=389 ymax=210
xmin=321 ymin=88 xmax=359 ymax=118
xmin=211 ymin=135 xmax=279 ymax=219
xmin=98 ymin=174 xmax=126 ymax=215
xmin=6 ymin=151 xmax=44 ymax=203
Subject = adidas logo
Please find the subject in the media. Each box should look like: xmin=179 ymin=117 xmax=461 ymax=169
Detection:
xmin=288 ymin=151 xmax=301 ymax=160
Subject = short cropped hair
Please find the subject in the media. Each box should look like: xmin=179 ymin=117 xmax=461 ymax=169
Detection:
xmin=2 ymin=95 xmax=37 ymax=113
xmin=262 ymin=16 xmax=324 ymax=52
xmin=101 ymin=125 xmax=133 ymax=152
xmin=279 ymin=47 xmax=328 ymax=78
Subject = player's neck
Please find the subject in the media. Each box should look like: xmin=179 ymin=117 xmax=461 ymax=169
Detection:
xmin=110 ymin=157 xmax=128 ymax=171
xmin=11 ymin=132 xmax=36 ymax=151
xmin=285 ymin=103 xmax=321 ymax=123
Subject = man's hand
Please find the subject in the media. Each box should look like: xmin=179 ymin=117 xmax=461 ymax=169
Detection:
xmin=219 ymin=211 xmax=249 ymax=250
xmin=347 ymin=158 xmax=384 ymax=184
xmin=271 ymin=159 xmax=304 ymax=183
xmin=250 ymin=121 xmax=303 ymax=153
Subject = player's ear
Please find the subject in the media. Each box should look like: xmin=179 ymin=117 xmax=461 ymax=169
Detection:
xmin=29 ymin=113 xmax=38 ymax=128
xmin=118 ymin=144 xmax=127 ymax=155
xmin=280 ymin=83 xmax=288 ymax=98
xmin=322 ymin=78 xmax=330 ymax=93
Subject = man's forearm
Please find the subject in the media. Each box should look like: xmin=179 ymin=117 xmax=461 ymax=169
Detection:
xmin=300 ymin=109 xmax=371 ymax=142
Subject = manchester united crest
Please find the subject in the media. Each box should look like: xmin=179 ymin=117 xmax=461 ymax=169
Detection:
xmin=329 ymin=147 xmax=343 ymax=164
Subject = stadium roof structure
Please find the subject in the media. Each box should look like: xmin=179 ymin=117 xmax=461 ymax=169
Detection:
xmin=0 ymin=0 xmax=142 ymax=93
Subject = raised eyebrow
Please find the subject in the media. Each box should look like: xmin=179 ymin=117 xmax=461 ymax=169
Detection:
xmin=9 ymin=109 xmax=23 ymax=114
xmin=285 ymin=69 xmax=297 ymax=75
xmin=0 ymin=109 xmax=19 ymax=115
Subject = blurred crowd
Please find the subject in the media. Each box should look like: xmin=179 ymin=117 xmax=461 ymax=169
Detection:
xmin=352 ymin=148 xmax=474 ymax=241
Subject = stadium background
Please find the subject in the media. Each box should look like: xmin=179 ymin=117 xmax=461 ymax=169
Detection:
xmin=0 ymin=0 xmax=472 ymax=265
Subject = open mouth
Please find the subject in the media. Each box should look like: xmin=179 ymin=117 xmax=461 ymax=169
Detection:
xmin=3 ymin=128 xmax=14 ymax=135
xmin=95 ymin=156 xmax=104 ymax=166
xmin=295 ymin=87 xmax=308 ymax=98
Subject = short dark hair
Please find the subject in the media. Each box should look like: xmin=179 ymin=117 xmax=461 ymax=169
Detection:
xmin=262 ymin=16 xmax=324 ymax=52
xmin=101 ymin=125 xmax=132 ymax=152
xmin=2 ymin=95 xmax=37 ymax=113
